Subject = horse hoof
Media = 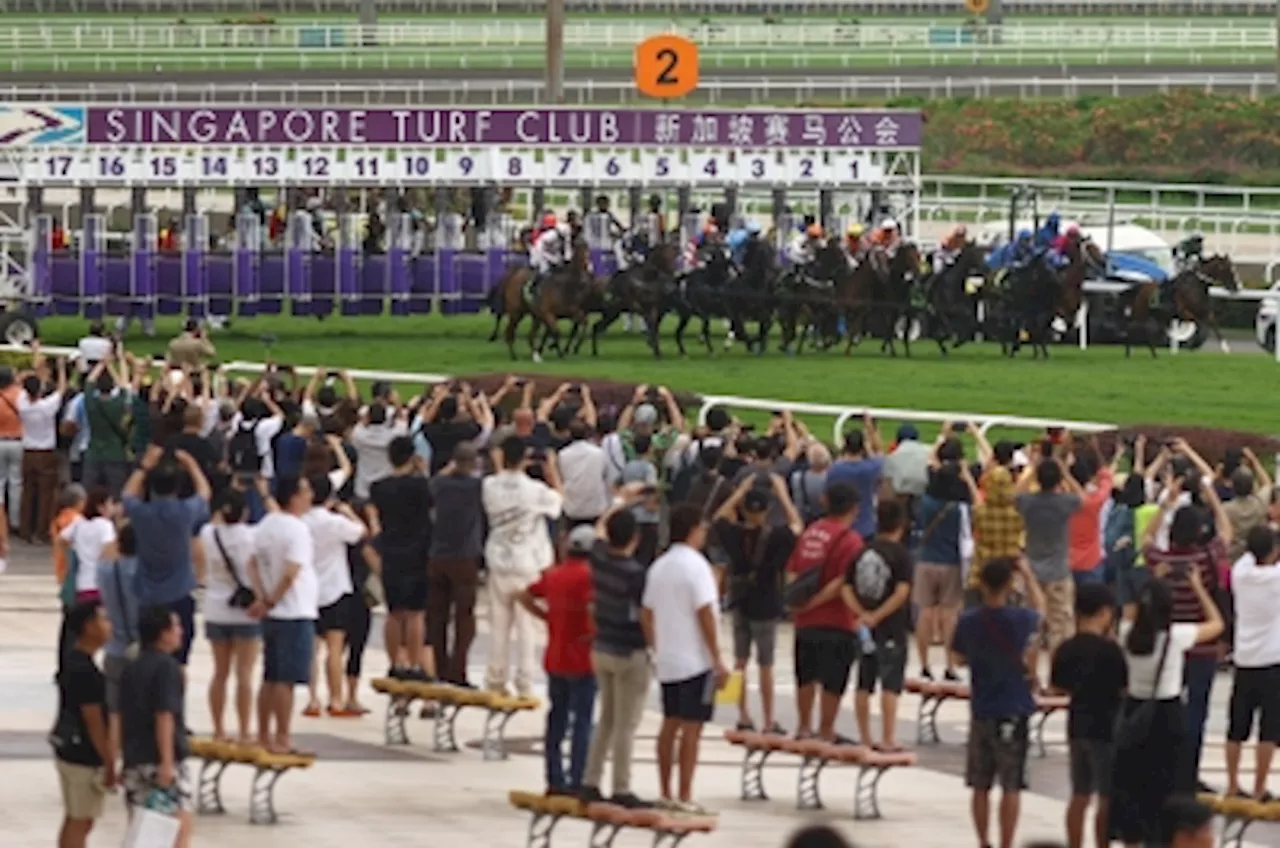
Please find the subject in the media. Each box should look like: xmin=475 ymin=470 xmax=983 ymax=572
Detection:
xmin=1220 ymin=341 xmax=1231 ymax=354
xmin=532 ymin=352 xmax=543 ymax=364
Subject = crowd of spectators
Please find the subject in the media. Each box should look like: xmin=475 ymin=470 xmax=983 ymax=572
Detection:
xmin=29 ymin=321 xmax=1280 ymax=847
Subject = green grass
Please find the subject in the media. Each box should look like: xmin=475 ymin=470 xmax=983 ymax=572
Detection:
xmin=28 ymin=312 xmax=1276 ymax=435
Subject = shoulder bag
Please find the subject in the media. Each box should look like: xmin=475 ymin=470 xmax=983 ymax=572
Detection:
xmin=212 ymin=528 xmax=257 ymax=609
xmin=784 ymin=527 xmax=852 ymax=610
xmin=1114 ymin=628 xmax=1173 ymax=751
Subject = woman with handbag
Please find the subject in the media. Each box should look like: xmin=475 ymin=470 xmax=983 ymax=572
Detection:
xmin=195 ymin=488 xmax=264 ymax=745
xmin=1110 ymin=566 xmax=1223 ymax=847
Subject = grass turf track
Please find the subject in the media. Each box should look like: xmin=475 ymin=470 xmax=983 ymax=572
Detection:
xmin=29 ymin=313 xmax=1276 ymax=436
xmin=0 ymin=14 xmax=1271 ymax=72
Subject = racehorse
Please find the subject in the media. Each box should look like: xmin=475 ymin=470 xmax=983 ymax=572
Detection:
xmin=668 ymin=245 xmax=743 ymax=357
xmin=495 ymin=240 xmax=595 ymax=361
xmin=587 ymin=241 xmax=680 ymax=358
xmin=873 ymin=241 xmax=927 ymax=358
xmin=925 ymin=240 xmax=988 ymax=355
xmin=775 ymin=241 xmax=849 ymax=355
xmin=1119 ymin=252 xmax=1241 ymax=357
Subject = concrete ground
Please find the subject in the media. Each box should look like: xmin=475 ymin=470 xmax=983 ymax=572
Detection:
xmin=2 ymin=541 xmax=1277 ymax=847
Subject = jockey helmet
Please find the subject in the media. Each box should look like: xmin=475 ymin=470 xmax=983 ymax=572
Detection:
xmin=880 ymin=218 xmax=898 ymax=232
xmin=703 ymin=220 xmax=719 ymax=235
xmin=541 ymin=213 xmax=557 ymax=229
xmin=1065 ymin=223 xmax=1081 ymax=237
xmin=806 ymin=223 xmax=823 ymax=238
xmin=1046 ymin=211 xmax=1061 ymax=228
xmin=846 ymin=222 xmax=865 ymax=238
xmin=1016 ymin=229 xmax=1033 ymax=242
xmin=746 ymin=220 xmax=762 ymax=235
xmin=954 ymin=224 xmax=967 ymax=238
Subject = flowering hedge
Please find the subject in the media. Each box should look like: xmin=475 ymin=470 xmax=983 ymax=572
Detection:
xmin=905 ymin=91 xmax=1280 ymax=184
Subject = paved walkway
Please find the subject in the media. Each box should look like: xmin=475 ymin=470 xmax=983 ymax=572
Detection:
xmin=1 ymin=542 xmax=1277 ymax=847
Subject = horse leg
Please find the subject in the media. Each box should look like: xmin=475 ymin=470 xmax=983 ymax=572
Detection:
xmin=504 ymin=309 xmax=522 ymax=361
xmin=645 ymin=308 xmax=664 ymax=358
xmin=590 ymin=303 xmax=621 ymax=357
xmin=1211 ymin=315 xmax=1230 ymax=353
xmin=529 ymin=315 xmax=545 ymax=363
xmin=700 ymin=315 xmax=714 ymax=354
xmin=901 ymin=308 xmax=913 ymax=358
xmin=674 ymin=310 xmax=692 ymax=359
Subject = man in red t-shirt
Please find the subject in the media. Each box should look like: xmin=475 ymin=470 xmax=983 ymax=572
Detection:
xmin=785 ymin=482 xmax=864 ymax=742
xmin=520 ymin=525 xmax=597 ymax=795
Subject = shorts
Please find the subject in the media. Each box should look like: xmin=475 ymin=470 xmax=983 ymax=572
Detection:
xmin=856 ymin=635 xmax=908 ymax=694
xmin=103 ymin=652 xmax=130 ymax=715
xmin=1069 ymin=738 xmax=1115 ymax=797
xmin=912 ymin=563 xmax=964 ymax=609
xmin=966 ymin=716 xmax=1030 ymax=792
xmin=794 ymin=627 xmax=857 ymax=696
xmin=205 ymin=621 xmax=263 ymax=642
xmin=262 ymin=618 xmax=314 ymax=685
xmin=732 ymin=613 xmax=778 ymax=666
xmin=315 ymin=596 xmax=351 ymax=635
xmin=660 ymin=671 xmax=715 ymax=723
xmin=55 ymin=760 xmax=106 ymax=820
xmin=122 ymin=762 xmax=193 ymax=813
xmin=1227 ymin=665 xmax=1280 ymax=743
xmin=383 ymin=565 xmax=428 ymax=613
xmin=170 ymin=594 xmax=197 ymax=665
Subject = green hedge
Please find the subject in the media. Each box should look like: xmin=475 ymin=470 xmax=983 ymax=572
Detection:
xmin=895 ymin=91 xmax=1280 ymax=186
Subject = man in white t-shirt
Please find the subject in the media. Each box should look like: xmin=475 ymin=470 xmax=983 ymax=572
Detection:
xmin=481 ymin=436 xmax=563 ymax=696
xmin=640 ymin=503 xmax=728 ymax=816
xmin=250 ymin=476 xmax=317 ymax=755
xmin=1226 ymin=526 xmax=1280 ymax=799
xmin=301 ymin=474 xmax=366 ymax=717
xmin=557 ymin=421 xmax=610 ymax=527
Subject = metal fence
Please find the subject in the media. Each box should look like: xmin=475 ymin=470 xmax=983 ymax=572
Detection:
xmin=0 ymin=0 xmax=1275 ymax=15
xmin=1 ymin=72 xmax=1277 ymax=104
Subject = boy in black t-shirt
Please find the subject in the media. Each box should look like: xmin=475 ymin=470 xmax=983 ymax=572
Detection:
xmin=1049 ymin=583 xmax=1128 ymax=848
xmin=845 ymin=499 xmax=914 ymax=752
xmin=52 ymin=599 xmax=114 ymax=848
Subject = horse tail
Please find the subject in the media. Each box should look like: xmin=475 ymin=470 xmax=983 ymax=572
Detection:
xmin=486 ymin=283 xmax=504 ymax=315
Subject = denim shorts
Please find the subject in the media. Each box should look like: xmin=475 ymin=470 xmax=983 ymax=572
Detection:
xmin=262 ymin=618 xmax=314 ymax=685
xmin=206 ymin=621 xmax=263 ymax=642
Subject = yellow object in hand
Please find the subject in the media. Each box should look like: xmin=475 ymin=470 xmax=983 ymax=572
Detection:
xmin=715 ymin=670 xmax=744 ymax=706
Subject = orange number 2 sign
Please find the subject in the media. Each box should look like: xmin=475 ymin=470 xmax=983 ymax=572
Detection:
xmin=634 ymin=34 xmax=699 ymax=100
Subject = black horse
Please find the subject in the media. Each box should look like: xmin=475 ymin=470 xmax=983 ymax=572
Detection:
xmin=925 ymin=240 xmax=988 ymax=355
xmin=587 ymin=241 xmax=680 ymax=358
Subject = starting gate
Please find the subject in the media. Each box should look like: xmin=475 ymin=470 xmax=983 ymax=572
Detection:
xmin=0 ymin=104 xmax=922 ymax=320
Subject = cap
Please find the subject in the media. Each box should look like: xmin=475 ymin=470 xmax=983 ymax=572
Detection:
xmin=742 ymin=488 xmax=770 ymax=513
xmin=634 ymin=403 xmax=659 ymax=427
xmin=567 ymin=525 xmax=597 ymax=555
xmin=896 ymin=423 xmax=919 ymax=442
xmin=1011 ymin=449 xmax=1031 ymax=469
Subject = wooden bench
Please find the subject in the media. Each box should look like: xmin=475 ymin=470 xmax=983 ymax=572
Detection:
xmin=721 ymin=730 xmax=916 ymax=820
xmin=187 ymin=737 xmax=316 ymax=825
xmin=1197 ymin=793 xmax=1280 ymax=848
xmin=509 ymin=790 xmax=717 ymax=848
xmin=371 ymin=678 xmax=539 ymax=760
xmin=903 ymin=678 xmax=1068 ymax=757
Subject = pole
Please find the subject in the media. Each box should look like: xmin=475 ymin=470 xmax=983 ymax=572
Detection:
xmin=546 ymin=0 xmax=565 ymax=104
xmin=1275 ymin=0 xmax=1279 ymax=94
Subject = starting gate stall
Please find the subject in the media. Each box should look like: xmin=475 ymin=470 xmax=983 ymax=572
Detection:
xmin=0 ymin=104 xmax=923 ymax=321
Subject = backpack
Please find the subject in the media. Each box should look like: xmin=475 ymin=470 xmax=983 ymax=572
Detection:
xmin=227 ymin=421 xmax=261 ymax=474
xmin=789 ymin=468 xmax=824 ymax=525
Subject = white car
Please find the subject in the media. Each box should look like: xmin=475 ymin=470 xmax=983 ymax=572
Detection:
xmin=1257 ymin=280 xmax=1279 ymax=352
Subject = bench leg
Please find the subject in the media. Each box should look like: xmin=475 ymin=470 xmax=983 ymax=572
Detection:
xmin=196 ymin=759 xmax=229 ymax=815
xmin=853 ymin=765 xmax=890 ymax=820
xmin=526 ymin=812 xmax=562 ymax=848
xmin=482 ymin=709 xmax=517 ymax=761
xmin=1031 ymin=708 xmax=1057 ymax=759
xmin=248 ymin=767 xmax=286 ymax=825
xmin=916 ymin=694 xmax=946 ymax=745
xmin=384 ymin=696 xmax=410 ymax=746
xmin=589 ymin=820 xmax=623 ymax=848
xmin=796 ymin=755 xmax=828 ymax=811
xmin=433 ymin=703 xmax=463 ymax=753
xmin=740 ymin=747 xmax=771 ymax=802
xmin=652 ymin=832 xmax=694 ymax=848
xmin=1222 ymin=814 xmax=1252 ymax=848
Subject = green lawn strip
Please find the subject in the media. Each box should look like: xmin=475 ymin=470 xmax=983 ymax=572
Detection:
xmin=29 ymin=313 xmax=1275 ymax=435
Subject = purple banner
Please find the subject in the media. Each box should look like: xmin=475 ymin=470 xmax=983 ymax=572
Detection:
xmin=86 ymin=107 xmax=921 ymax=149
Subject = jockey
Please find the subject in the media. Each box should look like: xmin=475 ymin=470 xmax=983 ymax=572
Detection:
xmin=871 ymin=218 xmax=900 ymax=252
xmin=684 ymin=220 xmax=720 ymax=269
xmin=1173 ymin=232 xmax=1204 ymax=273
xmin=636 ymin=194 xmax=666 ymax=245
xmin=529 ymin=212 xmax=569 ymax=277
xmin=843 ymin=222 xmax=866 ymax=266
xmin=932 ymin=223 xmax=968 ymax=274
xmin=614 ymin=229 xmax=650 ymax=272
xmin=1009 ymin=228 xmax=1038 ymax=270
xmin=1035 ymin=211 xmax=1062 ymax=249
xmin=1046 ymin=222 xmax=1080 ymax=269
xmin=786 ymin=222 xmax=824 ymax=268
xmin=725 ymin=222 xmax=751 ymax=267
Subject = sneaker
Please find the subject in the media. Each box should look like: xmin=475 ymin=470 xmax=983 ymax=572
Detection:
xmin=735 ymin=720 xmax=756 ymax=732
xmin=765 ymin=722 xmax=787 ymax=736
xmin=388 ymin=666 xmax=409 ymax=680
xmin=610 ymin=792 xmax=653 ymax=810
xmin=943 ymin=669 xmax=961 ymax=683
xmin=670 ymin=799 xmax=714 ymax=817
xmin=655 ymin=797 xmax=679 ymax=811
xmin=404 ymin=667 xmax=434 ymax=683
xmin=578 ymin=786 xmax=604 ymax=804
xmin=920 ymin=667 xmax=934 ymax=681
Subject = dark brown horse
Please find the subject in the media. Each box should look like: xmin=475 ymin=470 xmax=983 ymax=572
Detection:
xmin=587 ymin=241 xmax=680 ymax=358
xmin=495 ymin=240 xmax=595 ymax=361
xmin=1121 ymin=253 xmax=1240 ymax=357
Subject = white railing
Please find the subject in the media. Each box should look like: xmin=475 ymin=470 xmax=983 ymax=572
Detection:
xmin=0 ymin=341 xmax=1121 ymax=441
xmin=0 ymin=21 xmax=1273 ymax=50
xmin=0 ymin=73 xmax=1277 ymax=106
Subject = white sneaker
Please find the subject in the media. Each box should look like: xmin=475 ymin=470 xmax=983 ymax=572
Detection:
xmin=670 ymin=799 xmax=714 ymax=817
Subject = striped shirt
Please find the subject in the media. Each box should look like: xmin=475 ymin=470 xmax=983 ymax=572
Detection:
xmin=1143 ymin=538 xmax=1227 ymax=659
xmin=588 ymin=540 xmax=647 ymax=657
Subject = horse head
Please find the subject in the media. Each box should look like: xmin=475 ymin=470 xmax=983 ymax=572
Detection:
xmin=892 ymin=241 xmax=925 ymax=285
xmin=1200 ymin=254 xmax=1241 ymax=292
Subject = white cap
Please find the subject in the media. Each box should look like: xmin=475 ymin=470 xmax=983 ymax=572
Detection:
xmin=881 ymin=218 xmax=898 ymax=231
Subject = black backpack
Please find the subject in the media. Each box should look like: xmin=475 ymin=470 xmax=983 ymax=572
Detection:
xmin=227 ymin=421 xmax=261 ymax=474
